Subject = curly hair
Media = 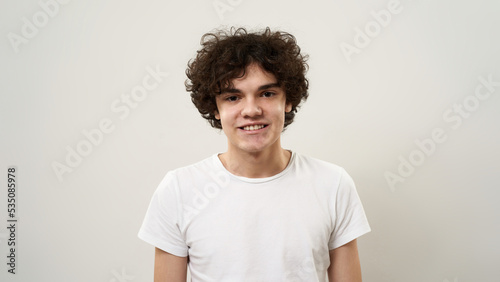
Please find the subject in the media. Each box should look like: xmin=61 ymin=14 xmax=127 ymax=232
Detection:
xmin=185 ymin=27 xmax=309 ymax=129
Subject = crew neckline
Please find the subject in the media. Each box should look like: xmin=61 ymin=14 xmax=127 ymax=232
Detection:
xmin=212 ymin=151 xmax=296 ymax=183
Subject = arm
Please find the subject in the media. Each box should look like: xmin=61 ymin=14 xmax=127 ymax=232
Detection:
xmin=327 ymin=239 xmax=362 ymax=282
xmin=154 ymin=247 xmax=188 ymax=282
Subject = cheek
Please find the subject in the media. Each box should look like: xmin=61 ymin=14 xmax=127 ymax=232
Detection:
xmin=218 ymin=107 xmax=236 ymax=125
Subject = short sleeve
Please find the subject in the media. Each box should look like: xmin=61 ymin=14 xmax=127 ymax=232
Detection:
xmin=138 ymin=172 xmax=189 ymax=257
xmin=328 ymin=168 xmax=371 ymax=250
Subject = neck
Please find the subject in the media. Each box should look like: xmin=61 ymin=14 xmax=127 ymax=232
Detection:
xmin=218 ymin=147 xmax=291 ymax=178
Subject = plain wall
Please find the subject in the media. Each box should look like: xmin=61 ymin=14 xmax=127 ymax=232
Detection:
xmin=1 ymin=0 xmax=499 ymax=281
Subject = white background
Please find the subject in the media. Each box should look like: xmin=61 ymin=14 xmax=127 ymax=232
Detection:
xmin=1 ymin=0 xmax=499 ymax=281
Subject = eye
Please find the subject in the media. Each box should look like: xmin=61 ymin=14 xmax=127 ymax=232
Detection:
xmin=225 ymin=95 xmax=239 ymax=102
xmin=262 ymin=91 xmax=275 ymax=98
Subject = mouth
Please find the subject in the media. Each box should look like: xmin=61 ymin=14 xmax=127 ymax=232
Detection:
xmin=240 ymin=124 xmax=268 ymax=131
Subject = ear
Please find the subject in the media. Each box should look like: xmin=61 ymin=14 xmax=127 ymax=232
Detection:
xmin=285 ymin=102 xmax=292 ymax=113
xmin=214 ymin=110 xmax=220 ymax=120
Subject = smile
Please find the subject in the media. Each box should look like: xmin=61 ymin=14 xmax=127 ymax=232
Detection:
xmin=241 ymin=124 xmax=267 ymax=131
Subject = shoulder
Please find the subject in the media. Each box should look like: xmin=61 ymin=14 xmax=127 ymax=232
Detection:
xmin=156 ymin=154 xmax=224 ymax=192
xmin=164 ymin=154 xmax=219 ymax=178
xmin=293 ymin=152 xmax=346 ymax=177
xmin=291 ymin=152 xmax=356 ymax=192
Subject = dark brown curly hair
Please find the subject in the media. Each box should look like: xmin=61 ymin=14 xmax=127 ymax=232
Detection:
xmin=185 ymin=27 xmax=309 ymax=129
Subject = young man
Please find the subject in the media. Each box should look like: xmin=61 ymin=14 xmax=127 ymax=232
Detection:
xmin=138 ymin=27 xmax=371 ymax=281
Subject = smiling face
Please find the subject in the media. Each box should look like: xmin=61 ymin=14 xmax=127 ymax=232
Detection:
xmin=214 ymin=63 xmax=292 ymax=156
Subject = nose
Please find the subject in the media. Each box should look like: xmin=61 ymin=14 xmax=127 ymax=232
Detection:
xmin=241 ymin=97 xmax=262 ymax=117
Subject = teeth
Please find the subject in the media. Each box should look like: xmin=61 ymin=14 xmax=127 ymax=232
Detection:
xmin=243 ymin=125 xmax=265 ymax=131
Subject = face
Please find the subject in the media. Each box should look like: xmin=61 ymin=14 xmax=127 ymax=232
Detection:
xmin=214 ymin=63 xmax=292 ymax=155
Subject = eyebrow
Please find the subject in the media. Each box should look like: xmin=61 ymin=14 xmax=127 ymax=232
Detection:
xmin=221 ymin=82 xmax=281 ymax=94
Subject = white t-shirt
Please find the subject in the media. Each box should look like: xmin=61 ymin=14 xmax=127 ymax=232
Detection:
xmin=138 ymin=152 xmax=371 ymax=281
